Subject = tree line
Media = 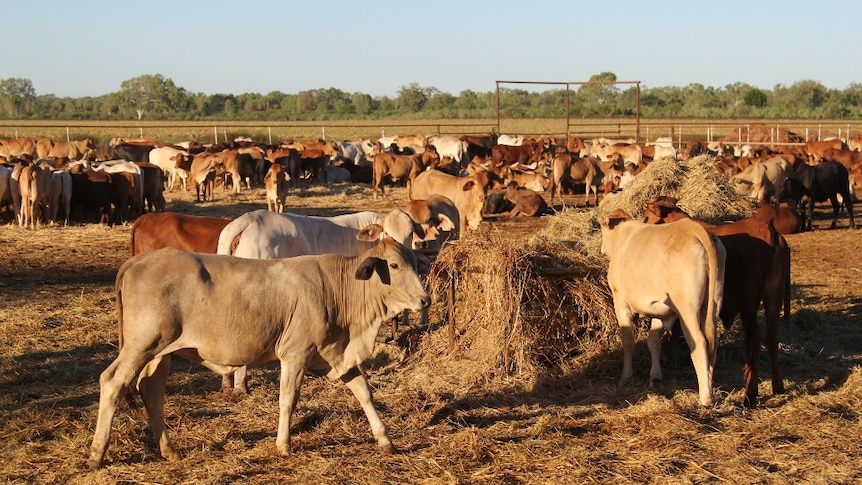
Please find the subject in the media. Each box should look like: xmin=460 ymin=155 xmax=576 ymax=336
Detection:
xmin=1 ymin=72 xmax=860 ymax=121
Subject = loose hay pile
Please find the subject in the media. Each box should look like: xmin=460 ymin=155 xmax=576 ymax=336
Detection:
xmin=409 ymin=155 xmax=755 ymax=388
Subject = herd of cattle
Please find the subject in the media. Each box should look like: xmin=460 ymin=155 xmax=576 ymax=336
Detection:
xmin=1 ymin=131 xmax=858 ymax=468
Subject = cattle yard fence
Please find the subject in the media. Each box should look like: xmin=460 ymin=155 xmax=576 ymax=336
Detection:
xmin=1 ymin=119 xmax=861 ymax=150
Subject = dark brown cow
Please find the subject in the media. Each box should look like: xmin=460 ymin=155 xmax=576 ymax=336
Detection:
xmin=134 ymin=162 xmax=166 ymax=213
xmin=643 ymin=196 xmax=790 ymax=407
xmin=490 ymin=139 xmax=543 ymax=168
xmin=751 ymin=202 xmax=803 ymax=235
xmin=69 ymin=169 xmax=113 ymax=225
xmin=804 ymin=139 xmax=845 ymax=164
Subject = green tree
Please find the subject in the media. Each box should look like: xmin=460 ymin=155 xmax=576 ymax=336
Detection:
xmin=117 ymin=74 xmax=188 ymax=120
xmin=397 ymin=83 xmax=437 ymax=112
xmin=743 ymin=88 xmax=768 ymax=108
xmin=0 ymin=77 xmax=36 ymax=117
xmin=296 ymin=91 xmax=314 ymax=113
xmin=352 ymin=93 xmax=372 ymax=115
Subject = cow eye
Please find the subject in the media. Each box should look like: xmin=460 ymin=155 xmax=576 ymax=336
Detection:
xmin=390 ymin=263 xmax=399 ymax=270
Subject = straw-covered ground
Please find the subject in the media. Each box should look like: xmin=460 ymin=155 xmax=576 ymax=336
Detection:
xmin=1 ymin=165 xmax=860 ymax=484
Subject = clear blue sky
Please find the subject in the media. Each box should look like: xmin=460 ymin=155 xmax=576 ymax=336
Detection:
xmin=3 ymin=0 xmax=860 ymax=98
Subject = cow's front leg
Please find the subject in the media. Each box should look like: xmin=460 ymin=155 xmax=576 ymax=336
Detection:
xmin=276 ymin=359 xmax=306 ymax=456
xmin=341 ymin=366 xmax=394 ymax=453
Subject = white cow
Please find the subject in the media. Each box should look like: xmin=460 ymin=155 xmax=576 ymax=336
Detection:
xmin=733 ymin=156 xmax=791 ymax=203
xmin=427 ymin=135 xmax=468 ymax=168
xmin=149 ymin=146 xmax=190 ymax=191
xmin=48 ymin=170 xmax=73 ymax=225
xmin=600 ymin=211 xmax=726 ymax=407
xmin=86 ymin=239 xmax=430 ymax=469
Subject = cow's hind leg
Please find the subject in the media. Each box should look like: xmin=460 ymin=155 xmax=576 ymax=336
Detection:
xmin=87 ymin=351 xmax=154 ymax=469
xmin=647 ymin=317 xmax=674 ymax=390
xmin=341 ymin=366 xmax=394 ymax=453
xmin=615 ymin=306 xmax=636 ymax=387
xmin=137 ymin=355 xmax=181 ymax=462
xmin=677 ymin=313 xmax=714 ymax=407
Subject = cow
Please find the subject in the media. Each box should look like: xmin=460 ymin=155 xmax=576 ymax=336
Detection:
xmin=404 ymin=194 xmax=460 ymax=251
xmin=804 ymin=138 xmax=846 ymax=164
xmin=86 ymin=238 xmax=430 ymax=469
xmin=0 ymin=137 xmax=37 ymax=160
xmin=600 ymin=210 xmax=726 ymax=407
xmin=732 ymin=156 xmax=791 ymax=203
xmin=371 ymin=147 xmax=440 ymax=199
xmin=461 ymin=133 xmax=498 ymax=160
xmin=93 ymin=161 xmax=145 ymax=221
xmin=782 ymin=160 xmax=855 ymax=230
xmin=48 ymin=170 xmax=73 ymax=226
xmin=820 ymin=147 xmax=862 ymax=173
xmin=188 ymin=151 xmax=224 ymax=202
xmin=547 ymin=154 xmax=612 ymax=206
xmin=427 ymin=135 xmax=467 ymax=169
xmin=35 ymin=138 xmax=96 ymax=160
xmin=212 ymin=208 xmax=421 ymax=392
xmin=497 ymin=134 xmax=524 ymax=146
xmin=111 ymin=142 xmax=156 ymax=163
xmin=130 ymin=212 xmax=232 ymax=256
xmin=134 ymin=162 xmax=166 ymax=213
xmin=642 ymin=197 xmax=790 ymax=407
xmin=590 ymin=141 xmax=643 ymax=167
xmin=490 ymin=139 xmax=543 ymax=168
xmin=69 ymin=169 xmax=113 ymax=225
xmin=507 ymin=169 xmax=549 ymax=192
xmin=0 ymin=164 xmax=13 ymax=220
xmin=411 ymin=169 xmax=489 ymax=234
xmin=751 ymin=202 xmax=803 ymax=235
xmin=18 ymin=162 xmax=53 ymax=229
xmin=502 ymin=182 xmax=548 ymax=217
xmin=148 ymin=146 xmax=190 ymax=191
xmin=264 ymin=163 xmax=290 ymax=213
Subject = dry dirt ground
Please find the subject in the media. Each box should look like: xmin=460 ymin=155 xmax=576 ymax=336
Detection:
xmin=0 ymin=182 xmax=860 ymax=484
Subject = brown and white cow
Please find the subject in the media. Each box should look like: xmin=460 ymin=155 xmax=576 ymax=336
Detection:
xmin=600 ymin=210 xmax=726 ymax=407
xmin=86 ymin=238 xmax=430 ymax=469
xmin=642 ymin=196 xmax=790 ymax=407
xmin=404 ymin=194 xmax=460 ymax=251
xmin=411 ymin=169 xmax=489 ymax=234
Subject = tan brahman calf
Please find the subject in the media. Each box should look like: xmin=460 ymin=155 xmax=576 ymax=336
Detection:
xmin=600 ymin=210 xmax=726 ymax=407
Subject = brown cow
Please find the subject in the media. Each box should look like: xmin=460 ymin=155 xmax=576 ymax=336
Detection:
xmin=130 ymin=212 xmax=232 ymax=256
xmin=643 ymin=196 xmax=790 ymax=407
xmin=35 ymin=138 xmax=96 ymax=160
xmin=804 ymin=139 xmax=845 ymax=164
xmin=371 ymin=146 xmax=440 ymax=199
xmin=502 ymin=182 xmax=548 ymax=217
xmin=18 ymin=162 xmax=53 ymax=229
xmin=0 ymin=137 xmax=37 ymax=160
xmin=264 ymin=163 xmax=290 ymax=213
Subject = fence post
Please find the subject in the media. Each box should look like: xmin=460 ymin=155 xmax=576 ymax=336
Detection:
xmin=66 ymin=127 xmax=71 ymax=142
xmin=268 ymin=126 xmax=272 ymax=145
xmin=322 ymin=126 xmax=326 ymax=140
xmin=214 ymin=126 xmax=218 ymax=144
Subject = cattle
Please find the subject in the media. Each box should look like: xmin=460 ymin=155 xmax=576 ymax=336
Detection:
xmin=804 ymin=138 xmax=846 ymax=164
xmin=134 ymin=162 xmax=166 ymax=213
xmin=393 ymin=134 xmax=428 ymax=153
xmin=371 ymin=147 xmax=440 ymax=199
xmin=48 ymin=170 xmax=73 ymax=226
xmin=214 ymin=208 xmax=420 ymax=392
xmin=682 ymin=140 xmax=705 ymax=160
xmin=149 ymin=146 xmax=190 ymax=191
xmin=130 ymin=212 xmax=232 ymax=257
xmin=188 ymin=151 xmax=223 ymax=202
xmin=507 ymin=169 xmax=549 ymax=192
xmin=264 ymin=163 xmax=290 ymax=213
xmin=461 ymin=133 xmax=498 ymax=160
xmin=547 ymin=154 xmax=612 ymax=206
xmin=69 ymin=169 xmax=113 ymax=225
xmin=35 ymin=138 xmax=96 ymax=160
xmin=820 ymin=147 xmax=862 ymax=173
xmin=0 ymin=137 xmax=37 ymax=160
xmin=590 ymin=141 xmax=643 ymax=167
xmin=600 ymin=210 xmax=726 ymax=407
xmin=333 ymin=139 xmax=373 ymax=167
xmin=18 ymin=162 xmax=53 ymax=229
xmin=783 ymin=160 xmax=855 ymax=230
xmin=502 ymin=182 xmax=548 ymax=217
xmin=751 ymin=202 xmax=803 ymax=235
xmin=732 ymin=156 xmax=791 ymax=203
xmin=490 ymin=139 xmax=543 ymax=168
xmin=0 ymin=164 xmax=13 ymax=220
xmin=111 ymin=142 xmax=156 ymax=163
xmin=404 ymin=194 xmax=460 ymax=251
xmin=86 ymin=238 xmax=430 ymax=469
xmin=497 ymin=134 xmax=524 ymax=146
xmin=93 ymin=161 xmax=145 ymax=221
xmin=642 ymin=197 xmax=790 ymax=407
xmin=848 ymin=134 xmax=862 ymax=152
xmin=427 ymin=135 xmax=467 ymax=168
xmin=411 ymin=169 xmax=489 ymax=234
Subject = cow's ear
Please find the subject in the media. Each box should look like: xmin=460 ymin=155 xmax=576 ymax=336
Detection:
xmin=436 ymin=214 xmax=456 ymax=231
xmin=355 ymin=256 xmax=381 ymax=280
xmin=462 ymin=180 xmax=476 ymax=191
xmin=356 ymin=223 xmax=384 ymax=241
xmin=415 ymin=253 xmax=431 ymax=275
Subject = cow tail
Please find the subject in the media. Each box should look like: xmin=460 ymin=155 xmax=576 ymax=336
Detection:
xmin=783 ymin=242 xmax=792 ymax=320
xmin=115 ymin=265 xmax=139 ymax=408
xmin=216 ymin=217 xmax=250 ymax=255
xmin=698 ymin=226 xmax=722 ymax=360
